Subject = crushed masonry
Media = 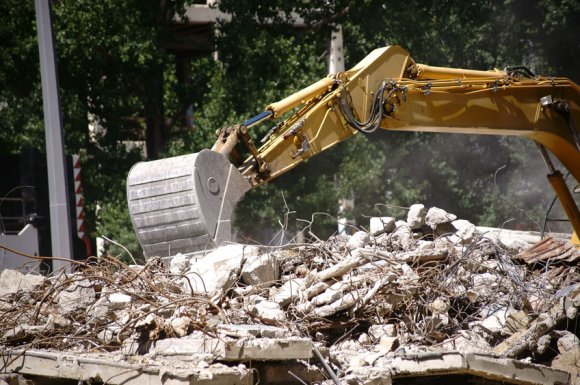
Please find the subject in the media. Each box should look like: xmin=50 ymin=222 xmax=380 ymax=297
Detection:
xmin=0 ymin=203 xmax=579 ymax=384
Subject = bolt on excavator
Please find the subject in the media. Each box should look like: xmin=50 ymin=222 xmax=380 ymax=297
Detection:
xmin=127 ymin=45 xmax=580 ymax=258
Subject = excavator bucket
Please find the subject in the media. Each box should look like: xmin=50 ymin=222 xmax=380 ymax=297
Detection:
xmin=126 ymin=150 xmax=251 ymax=258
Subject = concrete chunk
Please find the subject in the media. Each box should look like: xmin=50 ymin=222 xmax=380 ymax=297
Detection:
xmin=251 ymin=300 xmax=286 ymax=323
xmin=450 ymin=219 xmax=476 ymax=244
xmin=241 ymin=252 xmax=279 ymax=287
xmin=311 ymin=281 xmax=349 ymax=306
xmin=0 ymin=269 xmax=45 ymax=297
xmin=169 ymin=252 xmax=190 ymax=274
xmin=425 ymin=207 xmax=457 ymax=229
xmin=368 ymin=324 xmax=397 ymax=341
xmin=504 ymin=309 xmax=530 ymax=334
xmin=58 ymin=279 xmax=95 ymax=313
xmin=370 ymin=217 xmax=396 ymax=235
xmin=379 ymin=336 xmax=399 ymax=352
xmin=407 ymin=204 xmax=426 ymax=229
xmin=439 ymin=330 xmax=491 ymax=354
xmin=184 ymin=244 xmax=259 ymax=295
xmin=480 ymin=307 xmax=509 ymax=333
xmin=556 ymin=331 xmax=580 ymax=355
xmin=391 ymin=221 xmax=412 ymax=249
xmin=348 ymin=231 xmax=371 ymax=250
xmin=272 ymin=277 xmax=305 ymax=306
xmin=169 ymin=316 xmax=191 ymax=337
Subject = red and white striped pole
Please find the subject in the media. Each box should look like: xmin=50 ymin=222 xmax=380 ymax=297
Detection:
xmin=72 ymin=155 xmax=91 ymax=257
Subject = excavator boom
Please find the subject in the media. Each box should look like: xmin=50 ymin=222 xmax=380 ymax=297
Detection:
xmin=128 ymin=46 xmax=580 ymax=258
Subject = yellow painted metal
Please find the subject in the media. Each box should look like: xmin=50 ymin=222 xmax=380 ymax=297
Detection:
xmin=379 ymin=79 xmax=580 ymax=184
xmin=266 ymin=77 xmax=335 ymax=118
xmin=236 ymin=45 xmax=580 ymax=243
xmin=546 ymin=171 xmax=580 ymax=246
xmin=240 ymin=46 xmax=413 ymax=183
xmin=414 ymin=63 xmax=504 ymax=80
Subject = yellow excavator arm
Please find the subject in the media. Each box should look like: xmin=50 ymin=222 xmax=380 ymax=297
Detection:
xmin=128 ymin=46 xmax=580 ymax=258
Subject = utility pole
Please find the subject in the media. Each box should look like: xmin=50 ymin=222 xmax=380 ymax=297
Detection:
xmin=329 ymin=26 xmax=354 ymax=235
xmin=329 ymin=25 xmax=344 ymax=74
xmin=35 ymin=0 xmax=74 ymax=272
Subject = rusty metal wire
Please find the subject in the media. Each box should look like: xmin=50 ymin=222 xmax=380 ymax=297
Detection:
xmin=0 ymin=252 xmax=215 ymax=354
xmin=1 ymin=225 xmax=578 ymax=362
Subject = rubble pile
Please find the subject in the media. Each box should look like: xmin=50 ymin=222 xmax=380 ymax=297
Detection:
xmin=1 ymin=204 xmax=579 ymax=384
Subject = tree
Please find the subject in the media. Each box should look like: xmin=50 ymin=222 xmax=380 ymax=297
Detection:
xmin=1 ymin=0 xmax=577 ymax=259
xmin=215 ymin=0 xmax=579 ymax=239
xmin=0 ymin=0 xmax=196 ymax=260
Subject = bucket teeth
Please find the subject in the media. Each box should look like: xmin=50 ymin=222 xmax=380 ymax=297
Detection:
xmin=127 ymin=150 xmax=251 ymax=258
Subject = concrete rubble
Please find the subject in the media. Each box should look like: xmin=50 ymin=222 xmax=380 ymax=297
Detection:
xmin=1 ymin=203 xmax=579 ymax=384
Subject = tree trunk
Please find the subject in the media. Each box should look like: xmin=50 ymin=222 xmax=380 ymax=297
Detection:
xmin=145 ymin=69 xmax=166 ymax=160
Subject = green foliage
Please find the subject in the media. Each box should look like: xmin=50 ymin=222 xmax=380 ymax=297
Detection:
xmin=0 ymin=0 xmax=577 ymax=257
xmin=96 ymin=196 xmax=143 ymax=264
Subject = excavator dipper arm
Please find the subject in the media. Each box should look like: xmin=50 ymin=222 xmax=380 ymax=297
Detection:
xmin=128 ymin=46 xmax=580 ymax=258
xmin=237 ymin=46 xmax=579 ymax=243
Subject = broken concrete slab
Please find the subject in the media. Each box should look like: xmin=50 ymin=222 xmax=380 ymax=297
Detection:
xmin=256 ymin=360 xmax=325 ymax=385
xmin=0 ymin=269 xmax=45 ymax=297
xmin=387 ymin=352 xmax=570 ymax=385
xmin=476 ymin=227 xmax=547 ymax=248
xmin=2 ymin=349 xmax=252 ymax=385
xmin=184 ymin=244 xmax=260 ymax=295
xmin=217 ymin=324 xmax=287 ymax=338
xmin=151 ymin=335 xmax=314 ymax=361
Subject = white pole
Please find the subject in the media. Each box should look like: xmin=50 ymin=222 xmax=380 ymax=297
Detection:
xmin=329 ymin=25 xmax=344 ymax=73
xmin=329 ymin=26 xmax=352 ymax=235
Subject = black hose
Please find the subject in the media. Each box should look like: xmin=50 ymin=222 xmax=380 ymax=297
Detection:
xmin=337 ymin=81 xmax=402 ymax=134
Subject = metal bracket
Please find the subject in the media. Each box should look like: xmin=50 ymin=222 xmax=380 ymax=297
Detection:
xmin=291 ymin=134 xmax=311 ymax=159
xmin=283 ymin=119 xmax=305 ymax=140
xmin=424 ymin=82 xmax=432 ymax=96
xmin=540 ymin=96 xmax=580 ymax=151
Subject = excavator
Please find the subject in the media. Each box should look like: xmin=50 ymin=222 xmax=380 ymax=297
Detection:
xmin=127 ymin=45 xmax=580 ymax=258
